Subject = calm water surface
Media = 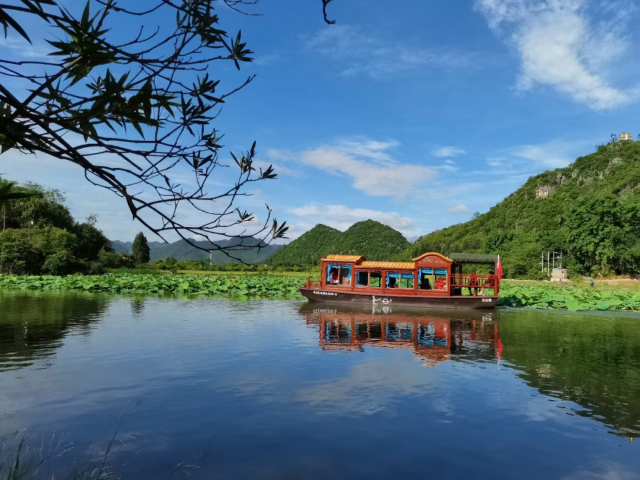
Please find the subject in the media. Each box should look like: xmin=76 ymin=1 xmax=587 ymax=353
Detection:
xmin=1 ymin=291 xmax=640 ymax=479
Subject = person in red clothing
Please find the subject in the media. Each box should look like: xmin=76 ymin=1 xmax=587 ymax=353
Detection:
xmin=483 ymin=269 xmax=495 ymax=296
xmin=329 ymin=268 xmax=339 ymax=285
xmin=469 ymin=271 xmax=479 ymax=296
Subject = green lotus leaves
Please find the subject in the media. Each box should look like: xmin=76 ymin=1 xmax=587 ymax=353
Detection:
xmin=499 ymin=282 xmax=640 ymax=312
xmin=0 ymin=273 xmax=311 ymax=299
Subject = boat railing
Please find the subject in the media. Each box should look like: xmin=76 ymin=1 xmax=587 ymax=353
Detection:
xmin=450 ymin=274 xmax=499 ymax=290
xmin=303 ymin=275 xmax=499 ymax=294
xmin=304 ymin=278 xmax=322 ymax=289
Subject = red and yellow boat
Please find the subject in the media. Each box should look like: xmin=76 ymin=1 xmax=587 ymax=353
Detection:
xmin=300 ymin=252 xmax=502 ymax=310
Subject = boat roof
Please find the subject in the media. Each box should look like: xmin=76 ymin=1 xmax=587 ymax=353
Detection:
xmin=449 ymin=253 xmax=499 ymax=265
xmin=412 ymin=252 xmax=453 ymax=263
xmin=323 ymin=252 xmax=456 ymax=270
xmin=325 ymin=255 xmax=365 ymax=262
xmin=324 ymin=252 xmax=465 ymax=269
xmin=360 ymin=261 xmax=416 ymax=270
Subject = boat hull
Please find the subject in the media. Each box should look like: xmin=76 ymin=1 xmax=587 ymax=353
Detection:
xmin=299 ymin=288 xmax=498 ymax=310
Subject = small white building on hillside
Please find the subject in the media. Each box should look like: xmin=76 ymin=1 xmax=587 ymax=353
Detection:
xmin=619 ymin=132 xmax=634 ymax=141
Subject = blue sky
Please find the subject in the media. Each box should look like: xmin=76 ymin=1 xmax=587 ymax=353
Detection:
xmin=2 ymin=0 xmax=640 ymax=242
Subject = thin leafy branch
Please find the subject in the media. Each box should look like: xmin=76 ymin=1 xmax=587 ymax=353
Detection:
xmin=0 ymin=0 xmax=290 ymax=261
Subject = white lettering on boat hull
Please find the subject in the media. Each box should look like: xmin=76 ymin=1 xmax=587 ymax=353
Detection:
xmin=372 ymin=296 xmax=392 ymax=305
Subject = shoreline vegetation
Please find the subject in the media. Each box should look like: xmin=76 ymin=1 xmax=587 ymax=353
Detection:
xmin=2 ymin=272 xmax=640 ymax=312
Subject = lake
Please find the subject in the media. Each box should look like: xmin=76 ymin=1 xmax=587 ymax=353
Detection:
xmin=1 ymin=291 xmax=639 ymax=479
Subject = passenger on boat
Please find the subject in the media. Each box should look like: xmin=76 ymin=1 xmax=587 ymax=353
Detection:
xmin=388 ymin=277 xmax=397 ymax=288
xmin=482 ymin=270 xmax=495 ymax=296
xmin=420 ymin=276 xmax=431 ymax=290
xmin=468 ymin=271 xmax=479 ymax=296
xmin=329 ymin=268 xmax=339 ymax=285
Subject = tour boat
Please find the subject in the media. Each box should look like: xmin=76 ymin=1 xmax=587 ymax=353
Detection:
xmin=299 ymin=252 xmax=502 ymax=310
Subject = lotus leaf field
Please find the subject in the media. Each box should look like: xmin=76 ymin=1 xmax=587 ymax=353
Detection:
xmin=2 ymin=275 xmax=640 ymax=311
xmin=0 ymin=274 xmax=310 ymax=298
xmin=499 ymin=282 xmax=640 ymax=311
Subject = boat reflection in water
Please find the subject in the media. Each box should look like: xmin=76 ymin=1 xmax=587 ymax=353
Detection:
xmin=301 ymin=304 xmax=502 ymax=367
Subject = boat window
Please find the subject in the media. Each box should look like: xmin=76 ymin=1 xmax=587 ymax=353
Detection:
xmin=419 ymin=268 xmax=433 ymax=290
xmin=339 ymin=267 xmax=351 ymax=285
xmin=434 ymin=268 xmax=448 ymax=291
xmin=326 ymin=264 xmax=352 ymax=287
xmin=419 ymin=268 xmax=448 ymax=291
xmin=386 ymin=272 xmax=414 ymax=289
xmin=356 ymin=271 xmax=369 ymax=287
xmin=370 ymin=271 xmax=382 ymax=288
xmin=433 ymin=268 xmax=449 ymax=291
xmin=400 ymin=273 xmax=414 ymax=289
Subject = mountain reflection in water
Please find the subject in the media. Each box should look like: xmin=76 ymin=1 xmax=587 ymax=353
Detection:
xmin=499 ymin=310 xmax=640 ymax=440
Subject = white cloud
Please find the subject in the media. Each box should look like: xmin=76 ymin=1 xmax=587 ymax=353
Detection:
xmin=252 ymin=159 xmax=301 ymax=177
xmin=282 ymin=139 xmax=436 ymax=198
xmin=512 ymin=140 xmax=584 ymax=168
xmin=476 ymin=0 xmax=634 ymax=110
xmin=253 ymin=53 xmax=282 ymax=67
xmin=304 ymin=25 xmax=477 ymax=79
xmin=479 ymin=139 xmax=595 ymax=171
xmin=563 ymin=462 xmax=640 ymax=480
xmin=432 ymin=146 xmax=466 ymax=158
xmin=0 ymin=36 xmax=51 ymax=59
xmin=297 ymin=356 xmax=436 ymax=415
xmin=331 ymin=139 xmax=400 ymax=164
xmin=265 ymin=149 xmax=296 ymax=162
xmin=290 ymin=203 xmax=413 ymax=232
xmin=448 ymin=204 xmax=470 ymax=213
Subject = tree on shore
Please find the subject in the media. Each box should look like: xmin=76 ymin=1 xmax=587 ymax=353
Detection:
xmin=132 ymin=232 xmax=150 ymax=265
xmin=0 ymin=181 xmax=41 ymax=231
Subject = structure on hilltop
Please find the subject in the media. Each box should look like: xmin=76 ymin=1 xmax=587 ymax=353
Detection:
xmin=619 ymin=132 xmax=634 ymax=141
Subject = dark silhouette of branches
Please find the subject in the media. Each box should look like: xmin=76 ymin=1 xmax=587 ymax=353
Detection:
xmin=322 ymin=0 xmax=337 ymax=24
xmin=0 ymin=0 xmax=292 ymax=261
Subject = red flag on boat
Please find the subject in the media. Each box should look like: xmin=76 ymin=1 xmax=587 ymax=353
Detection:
xmin=496 ymin=256 xmax=503 ymax=280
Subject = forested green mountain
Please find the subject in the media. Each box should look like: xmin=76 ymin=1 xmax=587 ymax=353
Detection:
xmin=268 ymin=220 xmax=410 ymax=266
xmin=402 ymin=141 xmax=640 ymax=278
xmin=149 ymin=237 xmax=283 ymax=264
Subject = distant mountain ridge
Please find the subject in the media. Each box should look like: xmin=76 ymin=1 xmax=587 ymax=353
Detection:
xmin=111 ymin=237 xmax=283 ymax=264
xmin=111 ymin=240 xmax=162 ymax=254
xmin=267 ymin=220 xmax=411 ymax=266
